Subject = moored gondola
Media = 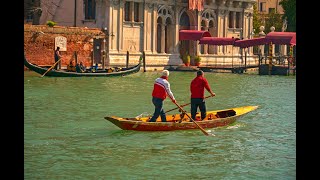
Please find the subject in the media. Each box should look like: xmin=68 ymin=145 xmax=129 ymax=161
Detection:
xmin=24 ymin=55 xmax=142 ymax=77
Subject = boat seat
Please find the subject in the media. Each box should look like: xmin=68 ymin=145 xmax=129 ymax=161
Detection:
xmin=216 ymin=110 xmax=236 ymax=118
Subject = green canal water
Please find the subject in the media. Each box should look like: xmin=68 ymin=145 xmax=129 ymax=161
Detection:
xmin=24 ymin=70 xmax=296 ymax=179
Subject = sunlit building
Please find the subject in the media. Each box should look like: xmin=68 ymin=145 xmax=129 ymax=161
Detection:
xmin=24 ymin=0 xmax=257 ymax=68
xmin=257 ymin=0 xmax=284 ymax=14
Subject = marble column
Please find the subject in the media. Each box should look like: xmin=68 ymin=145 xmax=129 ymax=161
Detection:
xmin=204 ymin=26 xmax=209 ymax=54
xmin=152 ymin=3 xmax=157 ymax=53
xmin=118 ymin=0 xmax=124 ymax=52
xmin=130 ymin=1 xmax=134 ymax=22
xmin=174 ymin=8 xmax=179 ymax=54
xmin=144 ymin=2 xmax=154 ymax=53
xmin=248 ymin=13 xmax=253 ymax=54
xmin=217 ymin=9 xmax=226 ymax=55
xmin=258 ymin=26 xmax=266 ymax=56
xmin=270 ymin=26 xmax=275 ymax=55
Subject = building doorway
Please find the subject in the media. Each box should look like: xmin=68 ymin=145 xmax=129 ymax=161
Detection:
xmin=93 ymin=38 xmax=102 ymax=65
xmin=179 ymin=12 xmax=191 ymax=57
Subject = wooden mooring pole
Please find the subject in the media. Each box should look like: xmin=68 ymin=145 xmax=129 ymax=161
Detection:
xmin=268 ymin=42 xmax=273 ymax=75
xmin=126 ymin=51 xmax=129 ymax=68
xmin=244 ymin=49 xmax=247 ymax=69
xmin=143 ymin=51 xmax=146 ymax=72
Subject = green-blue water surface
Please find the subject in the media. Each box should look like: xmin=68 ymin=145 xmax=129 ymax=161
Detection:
xmin=24 ymin=71 xmax=296 ymax=179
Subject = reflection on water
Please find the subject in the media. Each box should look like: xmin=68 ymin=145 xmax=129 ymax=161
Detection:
xmin=24 ymin=71 xmax=296 ymax=179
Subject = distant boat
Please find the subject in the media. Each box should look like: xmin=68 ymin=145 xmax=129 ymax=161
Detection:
xmin=105 ymin=105 xmax=258 ymax=131
xmin=24 ymin=55 xmax=142 ymax=77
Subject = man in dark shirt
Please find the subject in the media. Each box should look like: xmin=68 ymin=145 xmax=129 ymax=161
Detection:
xmin=190 ymin=70 xmax=215 ymax=121
xmin=54 ymin=47 xmax=62 ymax=70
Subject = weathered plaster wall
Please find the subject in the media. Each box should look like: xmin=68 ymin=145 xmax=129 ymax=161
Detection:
xmin=24 ymin=24 xmax=102 ymax=69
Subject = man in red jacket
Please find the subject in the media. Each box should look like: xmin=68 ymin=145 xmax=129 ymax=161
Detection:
xmin=149 ymin=70 xmax=177 ymax=122
xmin=190 ymin=70 xmax=215 ymax=121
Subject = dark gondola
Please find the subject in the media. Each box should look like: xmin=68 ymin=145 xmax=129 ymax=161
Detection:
xmin=24 ymin=55 xmax=142 ymax=77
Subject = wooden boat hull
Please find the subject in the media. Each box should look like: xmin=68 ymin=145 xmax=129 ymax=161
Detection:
xmin=105 ymin=105 xmax=258 ymax=131
xmin=24 ymin=55 xmax=141 ymax=77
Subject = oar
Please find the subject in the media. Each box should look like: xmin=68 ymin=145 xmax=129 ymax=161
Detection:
xmin=165 ymin=95 xmax=213 ymax=113
xmin=172 ymin=101 xmax=214 ymax=136
xmin=41 ymin=58 xmax=63 ymax=77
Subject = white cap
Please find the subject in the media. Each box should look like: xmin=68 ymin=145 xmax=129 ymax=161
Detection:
xmin=161 ymin=70 xmax=169 ymax=77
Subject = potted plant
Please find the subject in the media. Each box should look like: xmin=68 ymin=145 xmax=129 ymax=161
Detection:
xmin=180 ymin=53 xmax=190 ymax=66
xmin=194 ymin=55 xmax=201 ymax=66
xmin=46 ymin=20 xmax=57 ymax=27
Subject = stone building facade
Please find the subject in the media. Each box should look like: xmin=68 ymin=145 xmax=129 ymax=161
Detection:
xmin=25 ymin=0 xmax=257 ymax=69
xmin=257 ymin=0 xmax=284 ymax=14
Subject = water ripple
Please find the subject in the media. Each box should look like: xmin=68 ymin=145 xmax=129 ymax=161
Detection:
xmin=24 ymin=71 xmax=296 ymax=179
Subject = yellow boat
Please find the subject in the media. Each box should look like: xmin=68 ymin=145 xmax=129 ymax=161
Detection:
xmin=104 ymin=105 xmax=258 ymax=131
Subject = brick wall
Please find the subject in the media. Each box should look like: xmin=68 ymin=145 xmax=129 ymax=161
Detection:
xmin=24 ymin=24 xmax=103 ymax=69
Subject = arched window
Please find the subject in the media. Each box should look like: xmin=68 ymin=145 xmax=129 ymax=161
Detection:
xmin=180 ymin=12 xmax=190 ymax=27
xmin=200 ymin=20 xmax=206 ymax=54
xmin=179 ymin=11 xmax=190 ymax=56
xmin=208 ymin=20 xmax=217 ymax=54
xmin=157 ymin=17 xmax=162 ymax=53
xmin=165 ymin=18 xmax=173 ymax=53
xmin=157 ymin=6 xmax=174 ymax=54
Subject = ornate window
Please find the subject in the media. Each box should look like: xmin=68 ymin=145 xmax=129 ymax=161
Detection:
xmin=157 ymin=5 xmax=174 ymax=54
xmin=84 ymin=0 xmax=96 ymax=20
